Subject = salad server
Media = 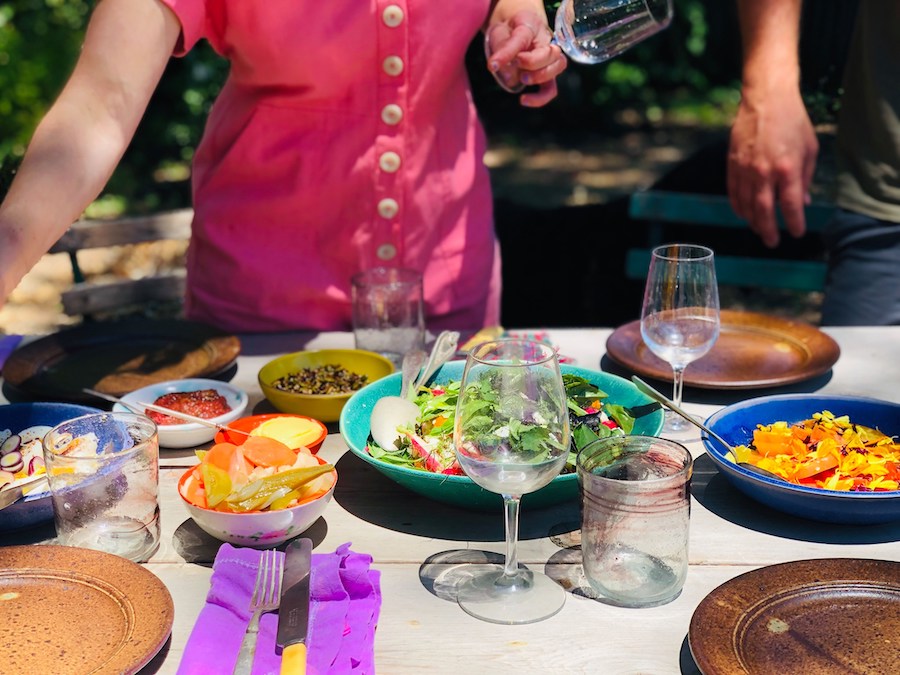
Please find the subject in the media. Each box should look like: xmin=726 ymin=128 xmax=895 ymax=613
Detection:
xmin=368 ymin=349 xmax=426 ymax=451
xmin=630 ymin=376 xmax=783 ymax=480
xmin=82 ymin=388 xmax=251 ymax=437
xmin=0 ymin=473 xmax=49 ymax=511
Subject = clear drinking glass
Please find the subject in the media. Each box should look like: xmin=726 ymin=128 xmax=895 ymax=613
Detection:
xmin=577 ymin=435 xmax=692 ymax=607
xmin=486 ymin=0 xmax=673 ymax=93
xmin=43 ymin=412 xmax=160 ymax=562
xmin=640 ymin=244 xmax=719 ymax=433
xmin=453 ymin=339 xmax=571 ymax=624
xmin=351 ymin=267 xmax=425 ymax=369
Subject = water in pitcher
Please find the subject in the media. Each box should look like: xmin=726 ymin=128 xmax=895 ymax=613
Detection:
xmin=554 ymin=0 xmax=673 ymax=64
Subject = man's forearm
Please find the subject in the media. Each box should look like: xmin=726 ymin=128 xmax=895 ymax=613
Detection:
xmin=737 ymin=0 xmax=803 ymax=92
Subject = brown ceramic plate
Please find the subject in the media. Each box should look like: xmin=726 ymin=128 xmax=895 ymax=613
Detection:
xmin=2 ymin=318 xmax=241 ymax=402
xmin=0 ymin=545 xmax=174 ymax=674
xmin=689 ymin=558 xmax=900 ymax=674
xmin=605 ymin=310 xmax=840 ymax=389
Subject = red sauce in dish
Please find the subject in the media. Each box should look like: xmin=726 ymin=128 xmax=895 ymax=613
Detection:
xmin=147 ymin=389 xmax=231 ymax=426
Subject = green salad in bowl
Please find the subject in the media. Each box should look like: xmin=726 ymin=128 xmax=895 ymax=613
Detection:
xmin=339 ymin=362 xmax=664 ymax=510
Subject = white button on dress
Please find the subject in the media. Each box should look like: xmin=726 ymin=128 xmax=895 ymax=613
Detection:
xmin=382 ymin=5 xmax=404 ymax=27
xmin=379 ymin=152 xmax=401 ymax=173
xmin=378 ymin=198 xmax=399 ymax=219
xmin=381 ymin=104 xmax=403 ymax=125
xmin=383 ymin=56 xmax=404 ymax=77
xmin=376 ymin=243 xmax=397 ymax=260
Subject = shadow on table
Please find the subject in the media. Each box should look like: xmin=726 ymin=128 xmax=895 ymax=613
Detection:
xmin=138 ymin=635 xmax=172 ymax=674
xmin=172 ymin=515 xmax=330 ymax=565
xmin=692 ymin=454 xmax=900 ymax=544
xmin=679 ymin=636 xmax=702 ymax=675
xmin=332 ymin=450 xmax=580 ymax=542
xmin=418 ymin=545 xmax=594 ymax=605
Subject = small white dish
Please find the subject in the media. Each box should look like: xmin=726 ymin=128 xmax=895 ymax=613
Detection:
xmin=113 ymin=378 xmax=249 ymax=449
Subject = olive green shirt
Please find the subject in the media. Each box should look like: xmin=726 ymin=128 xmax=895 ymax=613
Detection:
xmin=835 ymin=1 xmax=900 ymax=222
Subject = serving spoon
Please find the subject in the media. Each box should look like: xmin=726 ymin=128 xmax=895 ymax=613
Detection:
xmin=630 ymin=376 xmax=783 ymax=481
xmin=369 ymin=349 xmax=427 ymax=450
xmin=368 ymin=330 xmax=460 ymax=450
xmin=0 ymin=473 xmax=49 ymax=511
xmin=81 ymin=388 xmax=251 ymax=437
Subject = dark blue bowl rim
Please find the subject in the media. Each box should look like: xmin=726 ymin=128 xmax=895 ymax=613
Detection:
xmin=702 ymin=393 xmax=900 ymax=500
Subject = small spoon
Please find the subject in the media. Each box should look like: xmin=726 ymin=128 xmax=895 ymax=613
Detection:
xmin=82 ymin=388 xmax=251 ymax=437
xmin=369 ymin=350 xmax=427 ymax=450
xmin=630 ymin=376 xmax=782 ymax=480
xmin=0 ymin=474 xmax=49 ymax=511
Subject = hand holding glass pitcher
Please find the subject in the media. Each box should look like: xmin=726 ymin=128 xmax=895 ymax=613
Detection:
xmin=486 ymin=0 xmax=674 ymax=94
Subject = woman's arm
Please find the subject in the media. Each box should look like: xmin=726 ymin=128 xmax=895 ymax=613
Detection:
xmin=0 ymin=0 xmax=182 ymax=305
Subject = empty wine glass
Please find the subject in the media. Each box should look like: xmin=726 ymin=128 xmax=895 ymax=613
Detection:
xmin=453 ymin=339 xmax=570 ymax=624
xmin=640 ymin=244 xmax=720 ymax=434
xmin=486 ymin=0 xmax=673 ymax=93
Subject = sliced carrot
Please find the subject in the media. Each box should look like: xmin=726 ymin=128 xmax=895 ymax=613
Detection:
xmin=205 ymin=442 xmax=240 ymax=472
xmin=242 ymin=435 xmax=298 ymax=468
xmin=182 ymin=473 xmax=208 ymax=509
xmin=794 ymin=454 xmax=840 ymax=480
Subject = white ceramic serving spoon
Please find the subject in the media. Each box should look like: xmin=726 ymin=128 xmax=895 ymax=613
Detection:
xmin=0 ymin=473 xmax=49 ymax=511
xmin=369 ymin=349 xmax=427 ymax=451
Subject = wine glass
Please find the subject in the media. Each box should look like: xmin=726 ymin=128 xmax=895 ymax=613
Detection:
xmin=486 ymin=0 xmax=673 ymax=92
xmin=453 ymin=339 xmax=571 ymax=624
xmin=640 ymin=244 xmax=720 ymax=434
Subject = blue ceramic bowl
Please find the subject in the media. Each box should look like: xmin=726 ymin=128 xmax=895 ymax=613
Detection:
xmin=0 ymin=402 xmax=102 ymax=532
xmin=339 ymin=362 xmax=664 ymax=510
xmin=703 ymin=394 xmax=900 ymax=525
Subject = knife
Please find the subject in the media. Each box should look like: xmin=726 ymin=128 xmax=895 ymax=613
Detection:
xmin=277 ymin=538 xmax=312 ymax=674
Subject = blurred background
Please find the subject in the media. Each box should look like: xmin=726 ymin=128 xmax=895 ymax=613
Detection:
xmin=0 ymin=0 xmax=858 ymax=334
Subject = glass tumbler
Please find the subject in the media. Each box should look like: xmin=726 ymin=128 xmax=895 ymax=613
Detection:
xmin=577 ymin=435 xmax=692 ymax=607
xmin=351 ymin=267 xmax=425 ymax=368
xmin=43 ymin=412 xmax=161 ymax=563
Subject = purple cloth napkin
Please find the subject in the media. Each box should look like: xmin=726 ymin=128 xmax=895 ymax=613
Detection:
xmin=178 ymin=543 xmax=381 ymax=675
xmin=0 ymin=334 xmax=22 ymax=371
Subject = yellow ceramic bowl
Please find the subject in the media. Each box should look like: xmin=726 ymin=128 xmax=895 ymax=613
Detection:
xmin=258 ymin=349 xmax=394 ymax=422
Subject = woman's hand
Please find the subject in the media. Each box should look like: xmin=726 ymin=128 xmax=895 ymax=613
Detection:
xmin=484 ymin=10 xmax=567 ymax=107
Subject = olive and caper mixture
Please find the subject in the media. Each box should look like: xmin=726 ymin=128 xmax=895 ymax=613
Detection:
xmin=271 ymin=364 xmax=369 ymax=395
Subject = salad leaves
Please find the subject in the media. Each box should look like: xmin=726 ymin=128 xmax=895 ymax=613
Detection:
xmin=367 ymin=373 xmax=637 ymax=475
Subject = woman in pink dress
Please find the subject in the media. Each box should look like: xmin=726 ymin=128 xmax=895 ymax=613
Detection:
xmin=0 ymin=1 xmax=565 ymax=332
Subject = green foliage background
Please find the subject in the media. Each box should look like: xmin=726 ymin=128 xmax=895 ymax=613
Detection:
xmin=0 ymin=0 xmax=851 ymax=214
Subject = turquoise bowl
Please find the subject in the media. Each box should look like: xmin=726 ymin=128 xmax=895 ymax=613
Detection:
xmin=339 ymin=361 xmax=664 ymax=510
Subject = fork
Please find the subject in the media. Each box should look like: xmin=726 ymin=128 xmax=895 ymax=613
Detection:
xmin=233 ymin=549 xmax=284 ymax=675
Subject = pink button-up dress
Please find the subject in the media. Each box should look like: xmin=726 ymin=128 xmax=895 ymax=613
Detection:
xmin=160 ymin=0 xmax=501 ymax=333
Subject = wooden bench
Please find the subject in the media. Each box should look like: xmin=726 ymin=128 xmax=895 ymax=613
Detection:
xmin=48 ymin=209 xmax=192 ymax=319
xmin=626 ymin=190 xmax=834 ymax=293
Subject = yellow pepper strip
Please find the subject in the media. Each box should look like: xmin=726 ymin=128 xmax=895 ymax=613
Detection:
xmin=225 ymin=464 xmax=334 ymax=512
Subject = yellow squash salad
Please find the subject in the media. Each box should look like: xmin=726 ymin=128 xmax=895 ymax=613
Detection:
xmin=729 ymin=410 xmax=900 ymax=492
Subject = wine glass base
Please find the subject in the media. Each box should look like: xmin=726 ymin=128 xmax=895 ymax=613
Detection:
xmin=661 ymin=411 xmax=703 ymax=441
xmin=456 ymin=564 xmax=566 ymax=624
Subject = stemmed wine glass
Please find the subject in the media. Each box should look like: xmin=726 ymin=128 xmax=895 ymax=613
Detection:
xmin=453 ymin=339 xmax=571 ymax=624
xmin=640 ymin=244 xmax=720 ymax=434
xmin=486 ymin=0 xmax=673 ymax=93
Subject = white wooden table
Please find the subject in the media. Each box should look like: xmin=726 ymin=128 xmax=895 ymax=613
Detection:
xmin=5 ymin=327 xmax=900 ymax=674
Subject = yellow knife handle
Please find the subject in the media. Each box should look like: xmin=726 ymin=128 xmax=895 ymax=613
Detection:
xmin=280 ymin=643 xmax=307 ymax=675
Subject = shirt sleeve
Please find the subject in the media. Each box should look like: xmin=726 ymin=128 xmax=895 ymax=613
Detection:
xmin=157 ymin=0 xmax=207 ymax=55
